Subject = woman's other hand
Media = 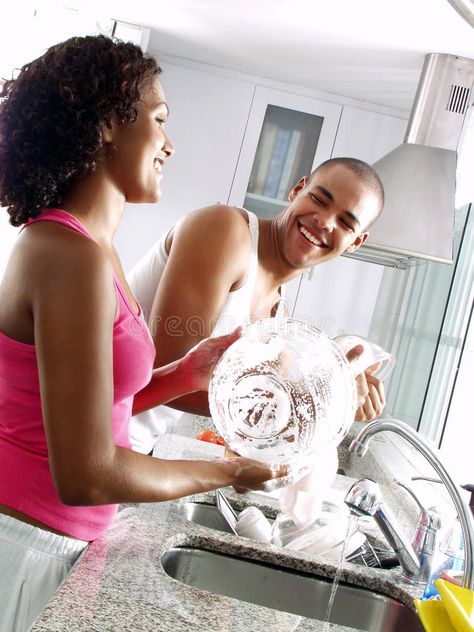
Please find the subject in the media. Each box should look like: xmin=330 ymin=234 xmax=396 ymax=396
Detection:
xmin=179 ymin=327 xmax=242 ymax=392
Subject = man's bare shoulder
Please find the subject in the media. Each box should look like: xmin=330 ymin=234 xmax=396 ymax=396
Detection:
xmin=174 ymin=205 xmax=252 ymax=248
xmin=165 ymin=205 xmax=253 ymax=286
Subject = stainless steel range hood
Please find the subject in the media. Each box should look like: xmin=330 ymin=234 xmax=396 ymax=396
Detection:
xmin=347 ymin=53 xmax=474 ymax=268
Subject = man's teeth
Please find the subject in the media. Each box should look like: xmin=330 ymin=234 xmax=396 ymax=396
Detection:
xmin=300 ymin=226 xmax=321 ymax=246
xmin=153 ymin=158 xmax=162 ymax=172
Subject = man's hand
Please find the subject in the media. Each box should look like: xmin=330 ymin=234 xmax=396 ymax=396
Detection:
xmin=354 ymin=361 xmax=386 ymax=421
xmin=345 ymin=345 xmax=386 ymax=421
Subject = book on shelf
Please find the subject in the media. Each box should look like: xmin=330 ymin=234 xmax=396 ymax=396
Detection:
xmin=262 ymin=126 xmax=292 ymax=198
xmin=276 ymin=129 xmax=303 ymax=200
xmin=251 ymin=122 xmax=278 ymax=195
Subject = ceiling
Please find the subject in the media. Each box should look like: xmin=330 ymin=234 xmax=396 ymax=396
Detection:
xmin=96 ymin=0 xmax=474 ymax=112
xmin=2 ymin=0 xmax=474 ymax=112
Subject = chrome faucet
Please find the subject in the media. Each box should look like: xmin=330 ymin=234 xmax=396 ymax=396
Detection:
xmin=346 ymin=418 xmax=474 ymax=591
xmin=345 ymin=478 xmax=442 ymax=584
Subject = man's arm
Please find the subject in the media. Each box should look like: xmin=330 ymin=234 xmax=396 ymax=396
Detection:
xmin=145 ymin=205 xmax=252 ymax=416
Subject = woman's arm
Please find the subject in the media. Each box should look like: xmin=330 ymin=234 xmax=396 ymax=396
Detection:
xmin=31 ymin=232 xmax=280 ymax=506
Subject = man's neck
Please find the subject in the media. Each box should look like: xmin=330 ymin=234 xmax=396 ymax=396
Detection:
xmin=257 ymin=217 xmax=311 ymax=288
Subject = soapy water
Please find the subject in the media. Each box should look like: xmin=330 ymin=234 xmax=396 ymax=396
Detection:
xmin=209 ymin=318 xmax=357 ymax=468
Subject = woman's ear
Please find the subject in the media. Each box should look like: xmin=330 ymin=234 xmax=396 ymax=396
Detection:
xmin=101 ymin=119 xmax=118 ymax=144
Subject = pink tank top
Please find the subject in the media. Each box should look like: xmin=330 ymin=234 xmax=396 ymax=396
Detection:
xmin=0 ymin=209 xmax=156 ymax=540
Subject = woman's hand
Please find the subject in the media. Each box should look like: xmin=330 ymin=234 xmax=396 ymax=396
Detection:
xmin=222 ymin=446 xmax=290 ymax=492
xmin=345 ymin=345 xmax=386 ymax=421
xmin=178 ymin=327 xmax=242 ymax=393
xmin=229 ymin=456 xmax=289 ymax=492
xmin=133 ymin=328 xmax=242 ymax=416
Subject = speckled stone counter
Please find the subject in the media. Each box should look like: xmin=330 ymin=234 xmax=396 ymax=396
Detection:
xmin=30 ymin=435 xmax=424 ymax=632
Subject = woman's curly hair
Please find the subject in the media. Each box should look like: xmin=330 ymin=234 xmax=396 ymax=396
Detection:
xmin=0 ymin=35 xmax=161 ymax=226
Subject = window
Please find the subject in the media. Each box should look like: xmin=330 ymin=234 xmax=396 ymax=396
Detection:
xmin=369 ymin=203 xmax=473 ymax=483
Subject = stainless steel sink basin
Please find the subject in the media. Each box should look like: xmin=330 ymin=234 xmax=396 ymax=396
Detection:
xmin=179 ymin=501 xmax=235 ymax=533
xmin=161 ymin=546 xmax=423 ymax=631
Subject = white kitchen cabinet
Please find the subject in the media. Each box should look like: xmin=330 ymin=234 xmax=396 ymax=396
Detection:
xmin=228 ymin=86 xmax=342 ymax=219
xmin=158 ymin=62 xmax=255 ymax=213
xmin=290 ymin=257 xmax=385 ymax=339
xmin=331 ymin=105 xmax=407 ymax=164
xmin=114 ymin=62 xmax=255 ymax=272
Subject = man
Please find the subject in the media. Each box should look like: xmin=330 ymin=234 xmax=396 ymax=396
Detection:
xmin=128 ymin=157 xmax=386 ymax=455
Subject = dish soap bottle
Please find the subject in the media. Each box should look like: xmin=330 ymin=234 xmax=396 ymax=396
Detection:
xmin=422 ymin=516 xmax=464 ymax=599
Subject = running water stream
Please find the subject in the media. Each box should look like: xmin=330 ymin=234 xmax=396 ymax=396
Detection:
xmin=322 ymin=514 xmax=358 ymax=630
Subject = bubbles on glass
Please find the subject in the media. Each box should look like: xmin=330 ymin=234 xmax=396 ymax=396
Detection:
xmin=209 ymin=317 xmax=357 ymax=471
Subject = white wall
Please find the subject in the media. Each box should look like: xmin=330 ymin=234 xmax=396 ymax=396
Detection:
xmin=0 ymin=6 xmax=107 ymax=81
xmin=0 ymin=210 xmax=20 ymax=282
xmin=0 ymin=5 xmax=108 ymax=280
xmin=114 ymin=61 xmax=255 ymax=272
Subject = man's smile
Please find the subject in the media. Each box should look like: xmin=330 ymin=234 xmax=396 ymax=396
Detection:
xmin=297 ymin=222 xmax=329 ymax=248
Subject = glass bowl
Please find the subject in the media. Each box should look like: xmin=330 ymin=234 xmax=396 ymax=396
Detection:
xmin=208 ymin=317 xmax=357 ymax=470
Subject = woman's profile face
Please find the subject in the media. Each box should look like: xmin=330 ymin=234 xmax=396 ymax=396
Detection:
xmin=103 ymin=77 xmax=175 ymax=205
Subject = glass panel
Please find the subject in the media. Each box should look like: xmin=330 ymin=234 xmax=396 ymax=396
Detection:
xmin=420 ymin=203 xmax=473 ymax=444
xmin=244 ymin=105 xmax=324 ymax=219
xmin=368 ymin=205 xmax=470 ymax=431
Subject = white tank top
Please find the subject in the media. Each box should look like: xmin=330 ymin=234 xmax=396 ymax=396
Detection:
xmin=127 ymin=210 xmax=285 ymax=453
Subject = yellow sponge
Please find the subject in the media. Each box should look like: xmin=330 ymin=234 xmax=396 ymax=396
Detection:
xmin=414 ymin=580 xmax=474 ymax=632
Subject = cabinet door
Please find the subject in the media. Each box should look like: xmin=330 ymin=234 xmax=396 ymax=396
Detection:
xmin=159 ymin=62 xmax=255 ymax=213
xmin=291 ymin=257 xmax=385 ymax=339
xmin=331 ymin=106 xmax=407 ymax=164
xmin=228 ymin=87 xmax=342 ymax=218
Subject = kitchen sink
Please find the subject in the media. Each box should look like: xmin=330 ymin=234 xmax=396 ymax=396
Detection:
xmin=161 ymin=546 xmax=423 ymax=631
xmin=178 ymin=501 xmax=399 ymax=569
xmin=179 ymin=502 xmax=399 ymax=568
xmin=179 ymin=501 xmax=235 ymax=533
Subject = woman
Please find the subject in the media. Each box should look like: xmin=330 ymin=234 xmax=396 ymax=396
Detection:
xmin=0 ymin=34 xmax=283 ymax=631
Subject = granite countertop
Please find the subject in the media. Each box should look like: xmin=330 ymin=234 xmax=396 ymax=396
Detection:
xmin=30 ymin=435 xmax=424 ymax=632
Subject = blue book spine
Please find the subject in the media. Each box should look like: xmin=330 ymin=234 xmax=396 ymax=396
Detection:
xmin=263 ymin=127 xmax=292 ymax=198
